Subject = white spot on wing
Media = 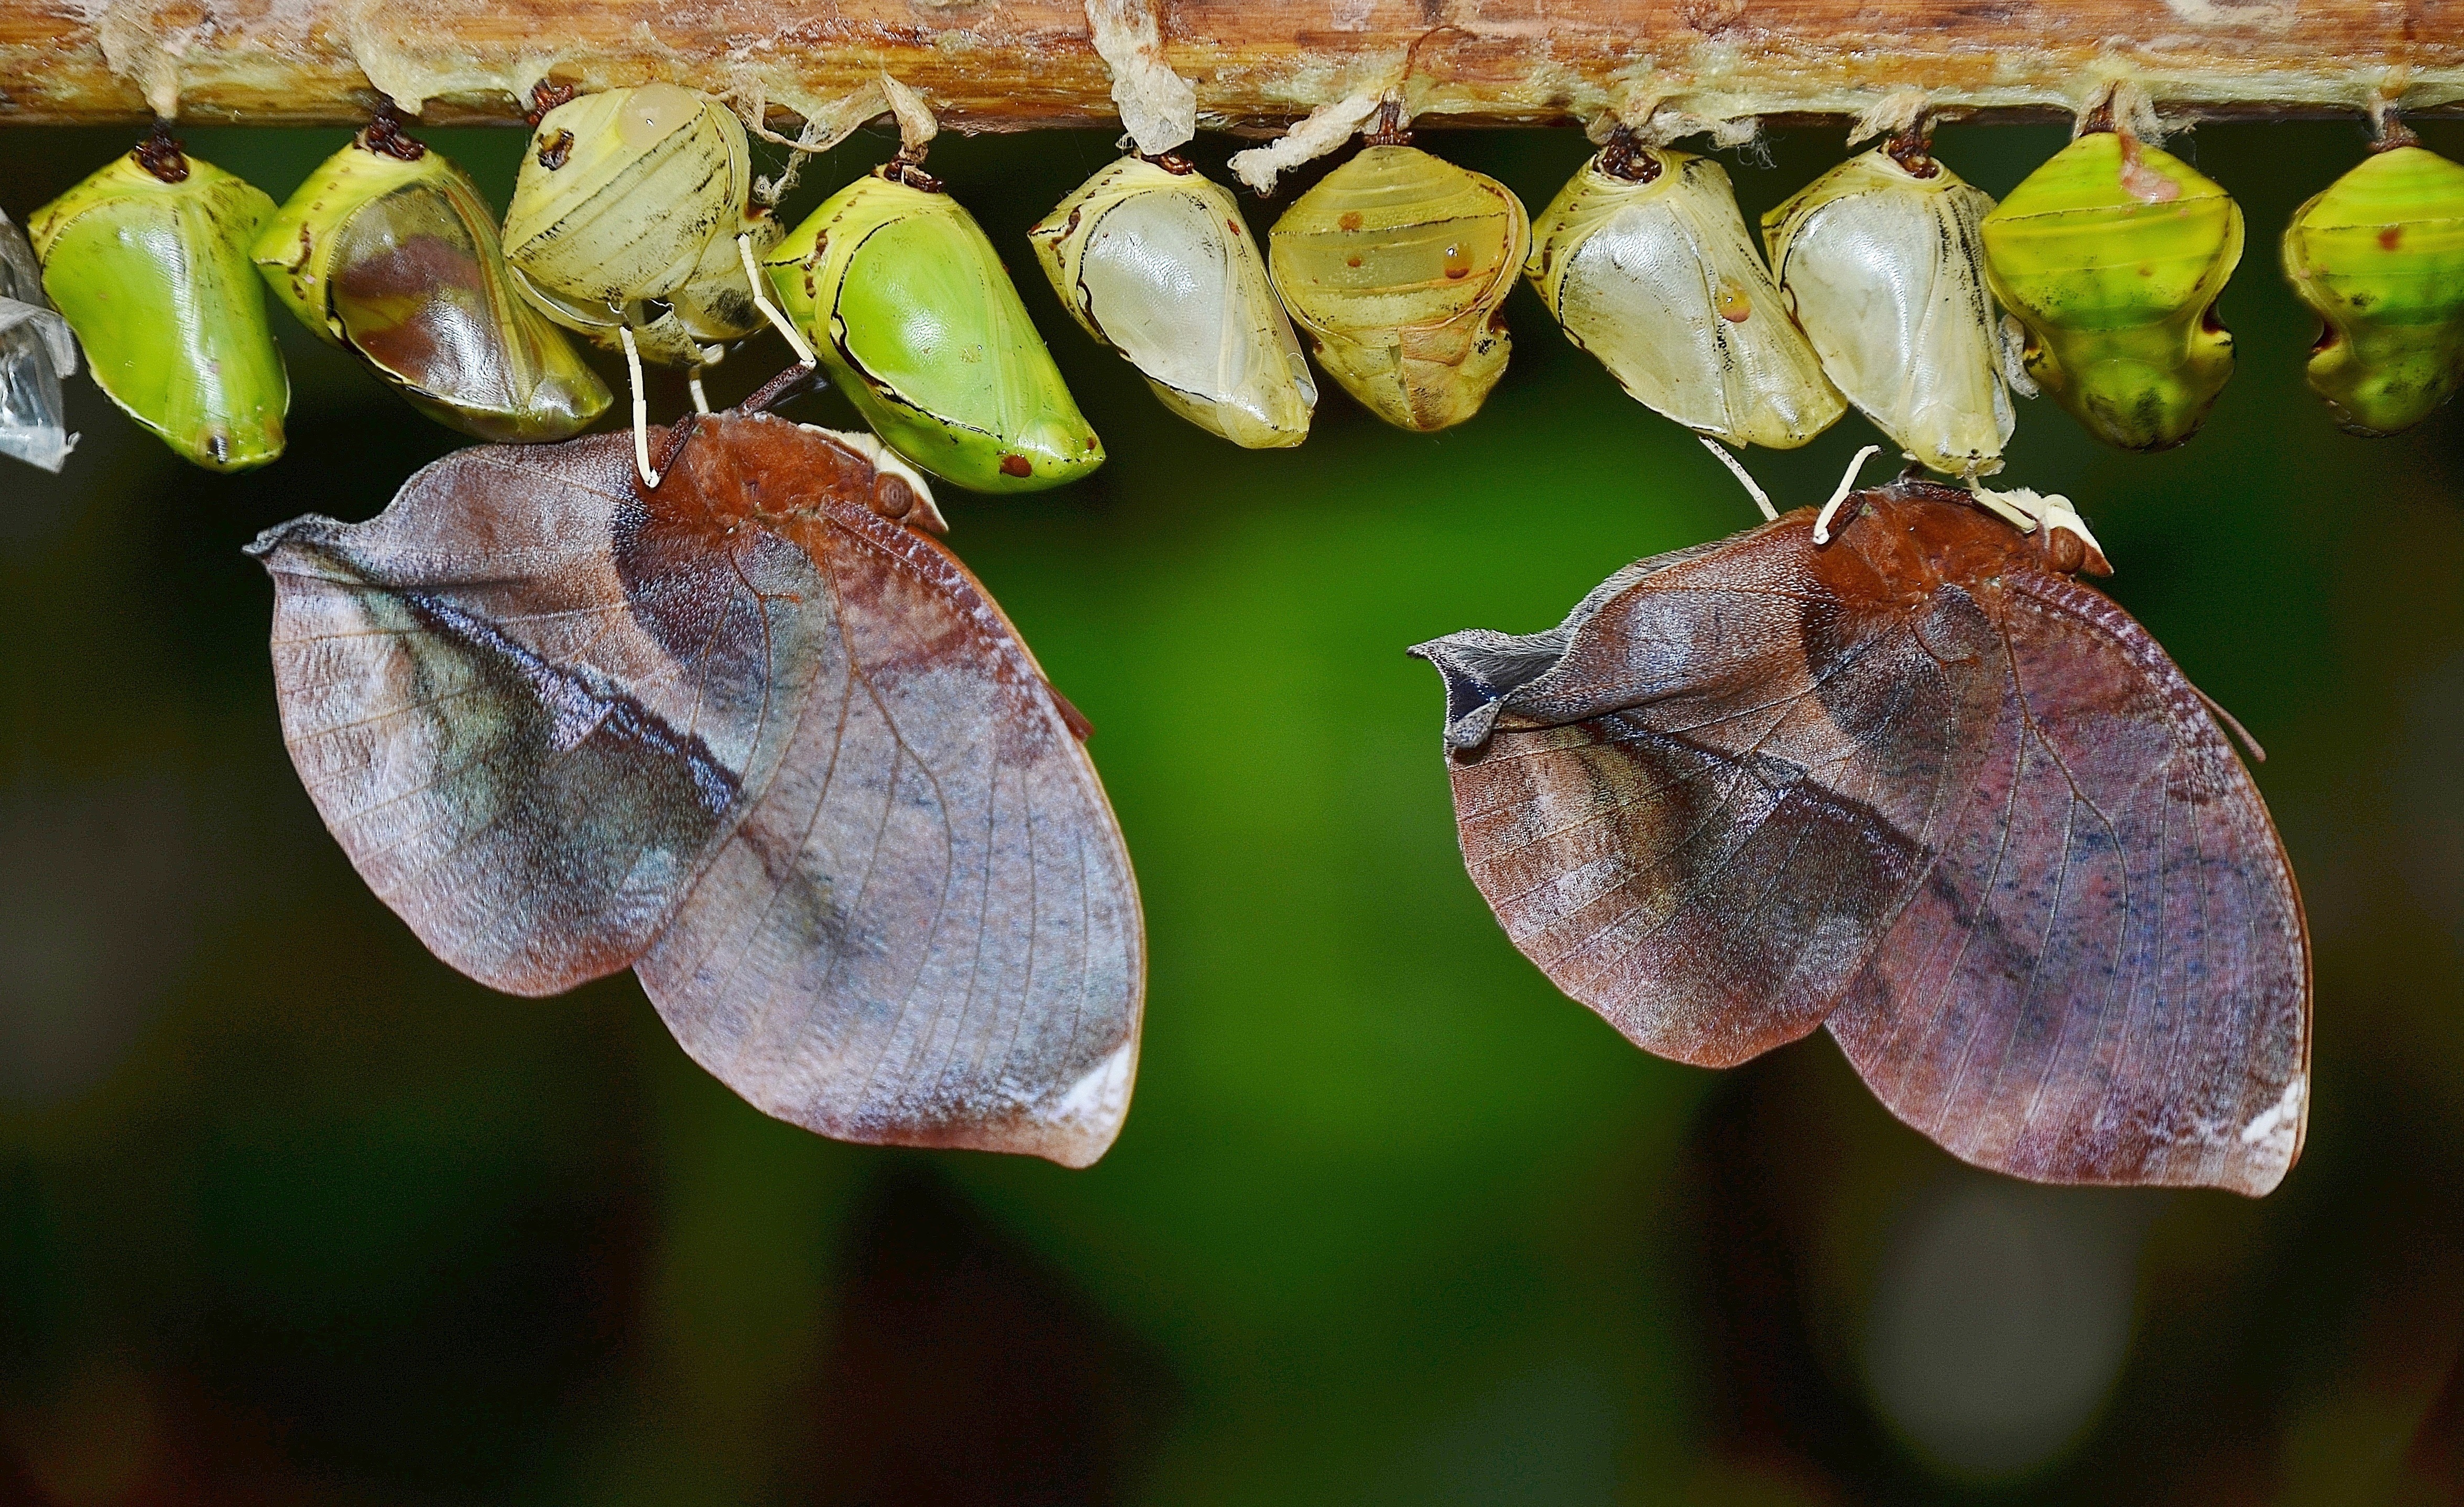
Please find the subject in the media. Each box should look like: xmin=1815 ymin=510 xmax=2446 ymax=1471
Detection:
xmin=1042 ymin=1039 xmax=1136 ymax=1139
xmin=2239 ymin=1075 xmax=2305 ymax=1154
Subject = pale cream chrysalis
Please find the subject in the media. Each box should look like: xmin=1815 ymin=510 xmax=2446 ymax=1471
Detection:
xmin=1529 ymin=141 xmax=1844 ymax=450
xmin=1762 ymin=143 xmax=2013 ymax=477
xmin=1268 ymin=142 xmax=1530 ymax=434
xmin=1032 ymin=155 xmax=1315 ymax=449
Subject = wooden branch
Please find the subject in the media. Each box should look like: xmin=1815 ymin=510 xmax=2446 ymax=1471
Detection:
xmin=2 ymin=0 xmax=2460 ymax=132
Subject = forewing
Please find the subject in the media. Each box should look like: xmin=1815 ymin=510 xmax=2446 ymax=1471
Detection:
xmin=253 ymin=433 xmax=815 ymax=993
xmin=637 ymin=475 xmax=1144 ymax=1167
xmin=1826 ymin=573 xmax=2310 ymax=1194
xmin=1421 ymin=519 xmax=1966 ymax=1066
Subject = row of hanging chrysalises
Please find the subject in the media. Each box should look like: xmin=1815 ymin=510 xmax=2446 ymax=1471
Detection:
xmin=4 ymin=73 xmax=2462 ymax=486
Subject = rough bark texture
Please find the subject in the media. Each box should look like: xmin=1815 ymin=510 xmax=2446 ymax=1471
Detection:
xmin=2 ymin=0 xmax=2461 ymax=130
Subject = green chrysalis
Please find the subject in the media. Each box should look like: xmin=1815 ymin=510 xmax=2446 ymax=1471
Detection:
xmin=1982 ymin=129 xmax=2243 ymax=452
xmin=767 ymin=166 xmax=1104 ymax=494
xmin=255 ymin=112 xmax=609 ymax=442
xmin=29 ymin=127 xmax=289 ymax=472
xmin=2283 ymin=141 xmax=2464 ymax=436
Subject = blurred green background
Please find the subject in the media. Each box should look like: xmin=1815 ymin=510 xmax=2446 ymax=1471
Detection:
xmin=4 ymin=112 xmax=2462 ymax=1505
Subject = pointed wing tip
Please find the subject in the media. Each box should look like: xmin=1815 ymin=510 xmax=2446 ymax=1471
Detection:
xmin=1924 ymin=1138 xmax=2297 ymax=1198
xmin=734 ymin=1037 xmax=1141 ymax=1169
xmin=1408 ymin=630 xmax=1516 ymax=750
xmin=244 ymin=514 xmax=344 ymax=567
xmin=1840 ymin=1029 xmax=2309 ymax=1198
xmin=996 ymin=1036 xmax=1140 ymax=1168
xmin=1931 ymin=1124 xmax=2303 ymax=1199
xmin=2217 ymin=1072 xmax=2307 ymax=1198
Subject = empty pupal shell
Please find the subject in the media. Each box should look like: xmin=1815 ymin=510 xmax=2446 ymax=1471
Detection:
xmin=1763 ymin=146 xmax=2010 ymax=477
xmin=0 ymin=208 xmax=78 ymax=473
xmin=1268 ymin=144 xmax=1529 ymax=432
xmin=1983 ymin=132 xmax=2242 ymax=451
xmin=30 ymin=139 xmax=288 ymax=472
xmin=1528 ymin=143 xmax=1844 ymax=449
xmin=2283 ymin=144 xmax=2464 ymax=436
xmin=766 ymin=170 xmax=1105 ymax=493
xmin=254 ymin=124 xmax=610 ymax=442
xmin=501 ymin=84 xmax=773 ymax=364
xmin=1031 ymin=155 xmax=1314 ymax=449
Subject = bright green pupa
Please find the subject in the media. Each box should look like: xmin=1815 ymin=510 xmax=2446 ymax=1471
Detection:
xmin=1981 ymin=130 xmax=2243 ymax=451
xmin=29 ymin=129 xmax=289 ymax=471
xmin=766 ymin=167 xmax=1103 ymax=493
xmin=2283 ymin=142 xmax=2464 ymax=436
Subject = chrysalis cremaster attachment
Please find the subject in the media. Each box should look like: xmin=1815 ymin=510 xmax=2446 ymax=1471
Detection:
xmin=2283 ymin=140 xmax=2464 ymax=436
xmin=0 ymin=208 xmax=77 ymax=473
xmin=1763 ymin=139 xmax=2011 ymax=478
xmin=1032 ymin=154 xmax=1315 ymax=449
xmin=1269 ymin=138 xmax=1530 ymax=432
xmin=1983 ymin=130 xmax=2242 ymax=452
xmin=1529 ymin=137 xmax=1843 ymax=450
xmin=766 ymin=168 xmax=1104 ymax=493
xmin=255 ymin=116 xmax=610 ymax=442
xmin=29 ymin=128 xmax=288 ymax=472
xmin=500 ymin=83 xmax=778 ymax=365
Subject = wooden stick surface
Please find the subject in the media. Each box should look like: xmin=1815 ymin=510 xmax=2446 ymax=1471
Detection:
xmin=1 ymin=0 xmax=2458 ymax=129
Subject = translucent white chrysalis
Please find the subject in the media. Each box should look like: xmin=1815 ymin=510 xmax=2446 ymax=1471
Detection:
xmin=1529 ymin=140 xmax=1844 ymax=450
xmin=1032 ymin=155 xmax=1314 ymax=449
xmin=0 ymin=208 xmax=76 ymax=473
xmin=1763 ymin=144 xmax=2013 ymax=477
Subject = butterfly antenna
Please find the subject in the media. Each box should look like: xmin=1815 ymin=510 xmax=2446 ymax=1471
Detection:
xmin=2194 ymin=684 xmax=2267 ymax=764
xmin=1697 ymin=435 xmax=1777 ymax=522
xmin=736 ymin=360 xmax=827 ymax=417
xmin=618 ymin=324 xmax=662 ymax=489
xmin=655 ymin=412 xmax=699 ymax=479
xmin=1814 ymin=444 xmax=1882 ymax=543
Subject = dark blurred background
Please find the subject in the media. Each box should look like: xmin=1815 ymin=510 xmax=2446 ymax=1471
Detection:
xmin=3 ymin=112 xmax=2461 ymax=1505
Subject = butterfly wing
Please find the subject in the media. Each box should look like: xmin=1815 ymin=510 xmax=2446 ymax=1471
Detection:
xmin=252 ymin=432 xmax=815 ymax=995
xmin=1420 ymin=490 xmax=2308 ymax=1193
xmin=634 ymin=419 xmax=1144 ymax=1167
xmin=259 ymin=416 xmax=1143 ymax=1166
xmin=1827 ymin=569 xmax=2310 ymax=1195
xmin=1413 ymin=517 xmax=1969 ymax=1067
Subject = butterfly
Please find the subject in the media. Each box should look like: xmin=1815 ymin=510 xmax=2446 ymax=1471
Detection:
xmin=1412 ymin=472 xmax=2308 ymax=1195
xmin=250 ymin=405 xmax=1144 ymax=1166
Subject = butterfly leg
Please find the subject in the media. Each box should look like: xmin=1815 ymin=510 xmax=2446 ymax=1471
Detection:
xmin=741 ymin=233 xmax=818 ymax=368
xmin=617 ymin=324 xmax=662 ymax=488
xmin=1697 ymin=435 xmax=1776 ymax=522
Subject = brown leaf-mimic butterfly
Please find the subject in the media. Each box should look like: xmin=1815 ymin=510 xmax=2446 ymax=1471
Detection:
xmin=250 ymin=401 xmax=1143 ymax=1166
xmin=1412 ymin=473 xmax=2309 ymax=1195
